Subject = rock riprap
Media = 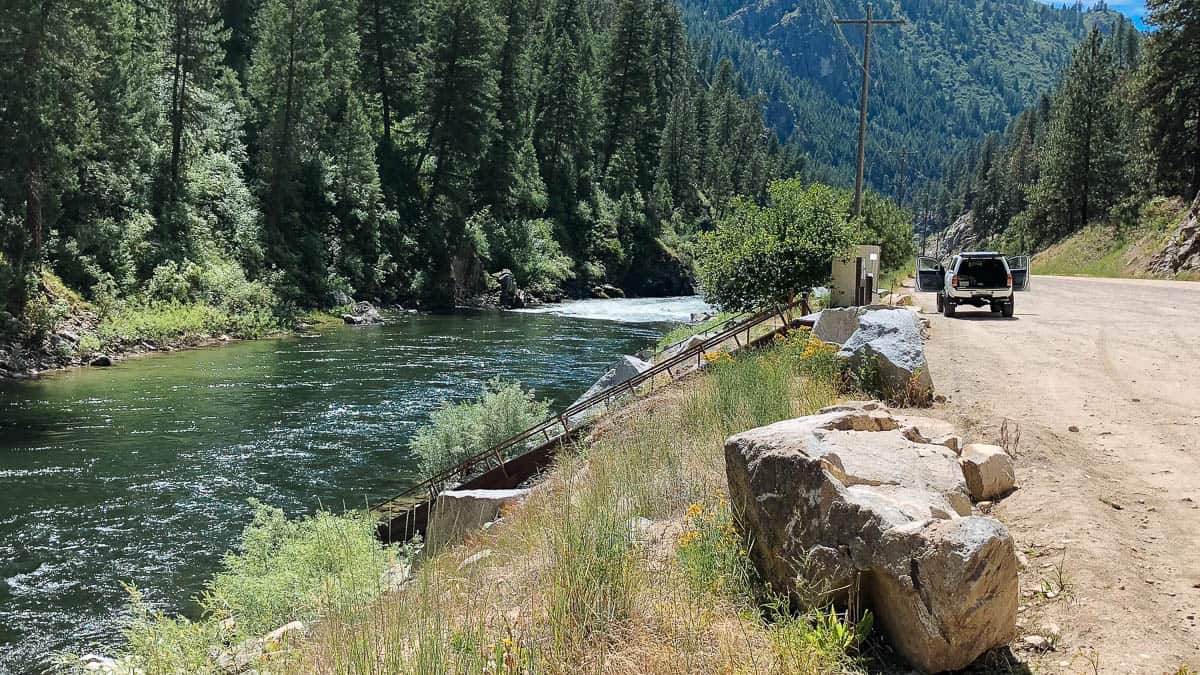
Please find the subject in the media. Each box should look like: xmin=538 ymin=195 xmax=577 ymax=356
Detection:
xmin=725 ymin=407 xmax=1018 ymax=673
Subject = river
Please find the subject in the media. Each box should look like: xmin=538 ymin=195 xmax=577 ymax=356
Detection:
xmin=0 ymin=297 xmax=708 ymax=672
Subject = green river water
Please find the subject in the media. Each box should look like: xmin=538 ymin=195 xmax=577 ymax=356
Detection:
xmin=0 ymin=298 xmax=708 ymax=672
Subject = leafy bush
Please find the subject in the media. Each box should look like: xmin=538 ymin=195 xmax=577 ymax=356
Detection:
xmin=843 ymin=189 xmax=916 ymax=272
xmin=480 ymin=211 xmax=575 ymax=296
xmin=696 ymin=180 xmax=854 ymax=312
xmin=410 ymin=378 xmax=550 ymax=478
xmin=96 ymin=502 xmax=398 ymax=673
xmin=203 ymin=502 xmax=396 ymax=638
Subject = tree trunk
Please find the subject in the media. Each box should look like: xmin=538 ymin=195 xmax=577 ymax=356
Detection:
xmin=372 ymin=0 xmax=391 ymax=144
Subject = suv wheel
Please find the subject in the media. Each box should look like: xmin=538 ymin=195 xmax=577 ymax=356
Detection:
xmin=943 ymin=298 xmax=956 ymax=317
xmin=1002 ymin=298 xmax=1015 ymax=318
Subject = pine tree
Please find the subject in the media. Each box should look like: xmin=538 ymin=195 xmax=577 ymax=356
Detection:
xmin=656 ymin=89 xmax=698 ymax=213
xmin=161 ymin=0 xmax=228 ymax=190
xmin=533 ymin=0 xmax=597 ymax=251
xmin=477 ymin=0 xmax=534 ymax=217
xmin=1029 ymin=29 xmax=1125 ymax=240
xmin=415 ymin=0 xmax=499 ymax=305
xmin=0 ymin=0 xmax=99 ymax=313
xmin=358 ymin=0 xmax=420 ymax=147
xmin=1139 ymin=0 xmax=1200 ymax=198
xmin=599 ymin=0 xmax=655 ymax=185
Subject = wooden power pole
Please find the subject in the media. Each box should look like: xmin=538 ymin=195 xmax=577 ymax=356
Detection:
xmin=835 ymin=4 xmax=904 ymax=218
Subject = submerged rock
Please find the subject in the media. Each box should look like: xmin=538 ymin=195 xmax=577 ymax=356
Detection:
xmin=725 ymin=409 xmax=1018 ymax=673
xmin=343 ymin=301 xmax=383 ymax=325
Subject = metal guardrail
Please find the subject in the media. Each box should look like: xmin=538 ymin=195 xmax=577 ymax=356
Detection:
xmin=370 ymin=299 xmax=803 ymax=518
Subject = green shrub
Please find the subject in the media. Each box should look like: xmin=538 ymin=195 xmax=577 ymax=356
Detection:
xmin=696 ymin=180 xmax=854 ymax=312
xmin=202 ymin=501 xmax=396 ymax=638
xmin=410 ymin=378 xmax=550 ymax=479
xmin=90 ymin=503 xmax=398 ymax=673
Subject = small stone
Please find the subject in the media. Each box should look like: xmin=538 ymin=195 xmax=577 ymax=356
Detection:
xmin=264 ymin=621 xmax=305 ymax=644
xmin=959 ymin=444 xmax=1016 ymax=501
xmin=1068 ymin=425 xmax=1080 ymax=433
xmin=1023 ymin=635 xmax=1052 ymax=651
xmin=459 ymin=549 xmax=493 ymax=570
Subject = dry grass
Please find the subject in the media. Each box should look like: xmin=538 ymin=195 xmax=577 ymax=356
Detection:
xmin=285 ymin=338 xmax=866 ymax=674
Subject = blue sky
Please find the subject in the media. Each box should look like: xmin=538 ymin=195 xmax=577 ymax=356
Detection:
xmin=1036 ymin=1 xmax=1149 ymax=29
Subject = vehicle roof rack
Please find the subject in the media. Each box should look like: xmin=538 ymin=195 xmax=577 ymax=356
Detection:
xmin=960 ymin=251 xmax=1002 ymax=258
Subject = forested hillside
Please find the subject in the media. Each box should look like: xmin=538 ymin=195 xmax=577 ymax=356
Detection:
xmin=0 ymin=0 xmax=797 ymax=324
xmin=679 ymin=0 xmax=1127 ymax=200
xmin=919 ymin=0 xmax=1199 ymax=269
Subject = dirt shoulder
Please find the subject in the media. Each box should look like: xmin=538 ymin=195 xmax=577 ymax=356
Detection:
xmin=912 ymin=275 xmax=1200 ymax=673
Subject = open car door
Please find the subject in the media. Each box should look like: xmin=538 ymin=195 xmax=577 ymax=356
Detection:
xmin=915 ymin=256 xmax=944 ymax=292
xmin=1007 ymin=256 xmax=1031 ymax=291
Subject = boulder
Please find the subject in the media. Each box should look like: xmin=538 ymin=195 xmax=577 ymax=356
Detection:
xmin=343 ymin=301 xmax=383 ymax=325
xmin=725 ymin=409 xmax=1018 ymax=673
xmin=568 ymin=355 xmax=651 ymax=423
xmin=812 ymin=307 xmax=867 ymax=345
xmin=591 ymin=284 xmax=626 ymax=299
xmin=959 ymin=444 xmax=1016 ymax=501
xmin=494 ymin=269 xmax=526 ymax=309
xmin=426 ymin=488 xmax=530 ymax=551
xmin=838 ymin=309 xmax=934 ymax=403
xmin=89 ymin=355 xmax=113 ymax=367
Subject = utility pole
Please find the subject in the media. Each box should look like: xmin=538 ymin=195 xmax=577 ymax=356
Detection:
xmin=895 ymin=148 xmax=910 ymax=206
xmin=835 ymin=4 xmax=905 ymax=218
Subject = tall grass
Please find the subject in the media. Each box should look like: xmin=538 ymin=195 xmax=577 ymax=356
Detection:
xmin=282 ymin=335 xmax=868 ymax=674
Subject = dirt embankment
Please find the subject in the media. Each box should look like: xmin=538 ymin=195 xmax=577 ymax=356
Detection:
xmin=912 ymin=275 xmax=1200 ymax=673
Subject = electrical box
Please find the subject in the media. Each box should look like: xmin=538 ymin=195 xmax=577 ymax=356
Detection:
xmin=829 ymin=245 xmax=881 ymax=308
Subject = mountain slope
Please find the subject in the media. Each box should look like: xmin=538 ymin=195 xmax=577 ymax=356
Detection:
xmin=680 ymin=0 xmax=1127 ymax=197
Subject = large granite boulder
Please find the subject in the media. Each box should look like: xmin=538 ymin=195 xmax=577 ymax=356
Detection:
xmin=725 ymin=409 xmax=1018 ymax=673
xmin=836 ymin=308 xmax=933 ymax=404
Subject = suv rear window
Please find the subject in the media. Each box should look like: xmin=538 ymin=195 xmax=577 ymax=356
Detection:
xmin=957 ymin=258 xmax=1007 ymax=288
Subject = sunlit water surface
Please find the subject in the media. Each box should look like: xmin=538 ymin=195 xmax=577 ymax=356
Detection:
xmin=0 ymin=298 xmax=706 ymax=672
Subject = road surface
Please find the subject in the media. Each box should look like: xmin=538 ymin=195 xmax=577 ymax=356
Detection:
xmin=915 ymin=275 xmax=1200 ymax=673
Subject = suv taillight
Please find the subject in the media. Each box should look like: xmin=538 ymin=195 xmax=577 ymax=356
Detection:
xmin=951 ymin=275 xmax=959 ymax=288
xmin=1007 ymin=274 xmax=1013 ymax=288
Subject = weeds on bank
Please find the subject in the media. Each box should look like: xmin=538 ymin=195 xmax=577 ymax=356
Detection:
xmin=89 ymin=333 xmax=873 ymax=673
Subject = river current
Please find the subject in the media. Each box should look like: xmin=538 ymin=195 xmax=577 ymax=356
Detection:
xmin=0 ymin=298 xmax=708 ymax=672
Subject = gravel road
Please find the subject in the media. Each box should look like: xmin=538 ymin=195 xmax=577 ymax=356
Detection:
xmin=915 ymin=275 xmax=1200 ymax=673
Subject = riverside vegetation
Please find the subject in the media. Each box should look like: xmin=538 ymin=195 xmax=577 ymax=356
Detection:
xmin=70 ymin=329 xmax=892 ymax=673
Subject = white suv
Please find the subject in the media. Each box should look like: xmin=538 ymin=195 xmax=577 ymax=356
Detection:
xmin=915 ymin=252 xmax=1030 ymax=318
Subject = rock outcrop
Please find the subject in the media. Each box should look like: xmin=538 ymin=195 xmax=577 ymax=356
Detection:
xmin=343 ymin=301 xmax=384 ymax=325
xmin=426 ymin=488 xmax=530 ymax=551
xmin=725 ymin=408 xmax=1018 ymax=673
xmin=1148 ymin=194 xmax=1200 ymax=276
xmin=494 ymin=269 xmax=528 ymax=309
